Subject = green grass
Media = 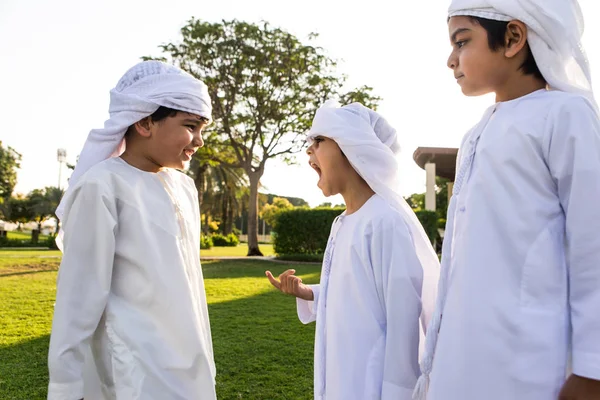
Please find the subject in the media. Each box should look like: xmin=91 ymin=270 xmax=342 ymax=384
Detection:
xmin=201 ymin=244 xmax=275 ymax=257
xmin=0 ymin=250 xmax=320 ymax=399
xmin=6 ymin=231 xmax=50 ymax=241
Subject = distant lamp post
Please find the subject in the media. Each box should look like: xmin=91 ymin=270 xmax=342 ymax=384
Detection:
xmin=57 ymin=148 xmax=67 ymax=189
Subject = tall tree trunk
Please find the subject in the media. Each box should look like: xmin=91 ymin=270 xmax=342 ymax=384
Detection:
xmin=246 ymin=170 xmax=263 ymax=256
xmin=226 ymin=197 xmax=234 ymax=235
xmin=193 ymin=164 xmax=207 ymax=215
xmin=221 ymin=190 xmax=229 ymax=235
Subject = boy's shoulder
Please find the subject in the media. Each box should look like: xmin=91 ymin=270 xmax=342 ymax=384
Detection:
xmin=520 ymin=90 xmax=596 ymax=117
xmin=354 ymin=195 xmax=411 ymax=236
xmin=72 ymin=158 xmax=123 ymax=191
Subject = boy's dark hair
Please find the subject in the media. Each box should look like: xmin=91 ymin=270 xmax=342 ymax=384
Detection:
xmin=471 ymin=16 xmax=544 ymax=81
xmin=125 ymin=106 xmax=209 ymax=137
xmin=150 ymin=106 xmax=180 ymax=122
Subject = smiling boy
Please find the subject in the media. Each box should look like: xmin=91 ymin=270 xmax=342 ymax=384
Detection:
xmin=48 ymin=61 xmax=217 ymax=400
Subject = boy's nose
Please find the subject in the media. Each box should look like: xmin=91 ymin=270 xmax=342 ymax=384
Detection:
xmin=193 ymin=134 xmax=204 ymax=148
xmin=447 ymin=52 xmax=457 ymax=70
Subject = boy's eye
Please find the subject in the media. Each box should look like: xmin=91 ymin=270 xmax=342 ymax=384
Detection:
xmin=314 ymin=137 xmax=324 ymax=143
xmin=455 ymin=40 xmax=467 ymax=48
xmin=186 ymin=125 xmax=197 ymax=130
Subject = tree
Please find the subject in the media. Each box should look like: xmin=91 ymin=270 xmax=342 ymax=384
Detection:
xmin=404 ymin=193 xmax=425 ymax=211
xmin=28 ymin=187 xmax=64 ymax=231
xmin=260 ymin=197 xmax=293 ymax=228
xmin=0 ymin=141 xmax=22 ymax=218
xmin=318 ymin=202 xmax=333 ymax=208
xmin=5 ymin=195 xmax=32 ymax=230
xmin=146 ymin=19 xmax=381 ymax=255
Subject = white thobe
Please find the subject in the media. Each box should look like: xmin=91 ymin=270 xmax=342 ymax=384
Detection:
xmin=48 ymin=157 xmax=216 ymax=400
xmin=297 ymin=195 xmax=424 ymax=400
xmin=428 ymin=90 xmax=600 ymax=399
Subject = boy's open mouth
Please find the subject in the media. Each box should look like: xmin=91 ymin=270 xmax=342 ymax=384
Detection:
xmin=310 ymin=162 xmax=322 ymax=178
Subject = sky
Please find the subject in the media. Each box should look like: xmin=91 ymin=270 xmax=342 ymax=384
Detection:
xmin=1 ymin=0 xmax=599 ymax=207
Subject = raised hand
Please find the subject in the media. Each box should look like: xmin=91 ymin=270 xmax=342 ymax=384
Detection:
xmin=265 ymin=269 xmax=314 ymax=301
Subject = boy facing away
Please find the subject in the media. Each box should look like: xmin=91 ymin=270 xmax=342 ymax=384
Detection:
xmin=267 ymin=101 xmax=440 ymax=400
xmin=48 ymin=61 xmax=217 ymax=400
xmin=414 ymin=1 xmax=600 ymax=399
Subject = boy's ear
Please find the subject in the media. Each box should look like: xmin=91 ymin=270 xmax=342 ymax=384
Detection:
xmin=133 ymin=117 xmax=153 ymax=138
xmin=504 ymin=20 xmax=528 ymax=59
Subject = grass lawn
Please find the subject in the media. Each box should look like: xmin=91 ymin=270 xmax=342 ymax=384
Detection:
xmin=0 ymin=249 xmax=319 ymax=399
xmin=201 ymin=244 xmax=275 ymax=257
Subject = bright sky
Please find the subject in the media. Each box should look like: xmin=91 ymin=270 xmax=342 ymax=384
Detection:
xmin=1 ymin=0 xmax=599 ymax=207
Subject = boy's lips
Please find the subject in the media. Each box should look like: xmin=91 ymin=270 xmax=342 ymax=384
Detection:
xmin=183 ymin=149 xmax=196 ymax=160
xmin=310 ymin=162 xmax=322 ymax=177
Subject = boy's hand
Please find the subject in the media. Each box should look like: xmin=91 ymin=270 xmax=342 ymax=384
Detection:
xmin=266 ymin=269 xmax=313 ymax=301
xmin=559 ymin=374 xmax=600 ymax=400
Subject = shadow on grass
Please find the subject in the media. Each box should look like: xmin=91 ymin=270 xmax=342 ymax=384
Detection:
xmin=0 ymin=263 xmax=320 ymax=400
xmin=0 ymin=335 xmax=51 ymax=400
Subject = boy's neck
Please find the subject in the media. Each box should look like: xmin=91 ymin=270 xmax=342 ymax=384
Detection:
xmin=340 ymin=176 xmax=376 ymax=215
xmin=495 ymin=74 xmax=547 ymax=103
xmin=120 ymin=148 xmax=163 ymax=173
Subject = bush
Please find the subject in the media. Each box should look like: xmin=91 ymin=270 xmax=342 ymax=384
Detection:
xmin=44 ymin=235 xmax=59 ymax=250
xmin=211 ymin=233 xmax=239 ymax=247
xmin=415 ymin=210 xmax=439 ymax=244
xmin=225 ymin=233 xmax=239 ymax=247
xmin=200 ymin=235 xmax=213 ymax=249
xmin=273 ymin=208 xmax=344 ymax=256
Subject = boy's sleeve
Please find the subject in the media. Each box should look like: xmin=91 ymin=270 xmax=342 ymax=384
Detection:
xmin=296 ymin=284 xmax=320 ymax=324
xmin=47 ymin=180 xmax=117 ymax=400
xmin=547 ymin=97 xmax=600 ymax=381
xmin=371 ymin=218 xmax=423 ymax=399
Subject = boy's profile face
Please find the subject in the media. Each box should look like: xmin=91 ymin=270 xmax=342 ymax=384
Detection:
xmin=144 ymin=112 xmax=207 ymax=170
xmin=447 ymin=16 xmax=509 ymax=96
xmin=306 ymin=136 xmax=355 ymax=197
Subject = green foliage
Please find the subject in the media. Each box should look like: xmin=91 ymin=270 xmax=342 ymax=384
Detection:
xmin=415 ymin=210 xmax=439 ymax=244
xmin=44 ymin=235 xmax=59 ymax=250
xmin=273 ymin=208 xmax=344 ymax=256
xmin=201 ymin=235 xmax=213 ymax=250
xmin=211 ymin=233 xmax=239 ymax=247
xmin=260 ymin=197 xmax=294 ymax=228
xmin=404 ymin=193 xmax=425 ymax=211
xmin=0 ymin=141 xmax=22 ymax=205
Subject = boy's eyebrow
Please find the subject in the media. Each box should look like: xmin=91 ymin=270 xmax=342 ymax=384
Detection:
xmin=450 ymin=28 xmax=471 ymax=43
xmin=183 ymin=117 xmax=207 ymax=125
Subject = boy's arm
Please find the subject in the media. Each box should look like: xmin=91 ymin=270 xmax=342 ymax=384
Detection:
xmin=372 ymin=219 xmax=423 ymax=399
xmin=548 ymin=97 xmax=600 ymax=381
xmin=48 ymin=180 xmax=117 ymax=400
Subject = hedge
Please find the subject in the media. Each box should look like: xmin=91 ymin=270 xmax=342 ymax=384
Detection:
xmin=273 ymin=208 xmax=344 ymax=257
xmin=414 ymin=210 xmax=439 ymax=244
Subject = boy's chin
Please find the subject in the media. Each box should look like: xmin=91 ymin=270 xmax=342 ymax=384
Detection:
xmin=461 ymin=85 xmax=492 ymax=97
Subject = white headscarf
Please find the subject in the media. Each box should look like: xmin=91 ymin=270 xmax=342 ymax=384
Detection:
xmin=307 ymin=100 xmax=440 ymax=336
xmin=55 ymin=61 xmax=212 ymax=246
xmin=448 ymin=0 xmax=597 ymax=110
